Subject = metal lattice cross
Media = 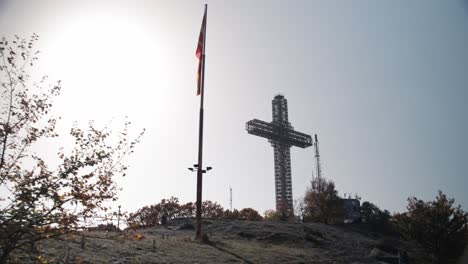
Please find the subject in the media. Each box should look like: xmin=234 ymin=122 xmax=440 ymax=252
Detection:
xmin=246 ymin=94 xmax=312 ymax=215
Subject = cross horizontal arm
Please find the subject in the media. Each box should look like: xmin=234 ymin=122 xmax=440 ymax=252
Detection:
xmin=285 ymin=130 xmax=313 ymax=148
xmin=246 ymin=119 xmax=277 ymax=140
xmin=246 ymin=119 xmax=312 ymax=148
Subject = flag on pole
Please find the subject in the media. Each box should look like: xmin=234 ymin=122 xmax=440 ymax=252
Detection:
xmin=196 ymin=7 xmax=207 ymax=96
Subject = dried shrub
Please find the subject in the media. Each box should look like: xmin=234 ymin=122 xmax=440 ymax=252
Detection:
xmin=0 ymin=35 xmax=144 ymax=262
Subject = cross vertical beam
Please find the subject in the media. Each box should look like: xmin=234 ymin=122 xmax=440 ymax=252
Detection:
xmin=272 ymin=142 xmax=293 ymax=214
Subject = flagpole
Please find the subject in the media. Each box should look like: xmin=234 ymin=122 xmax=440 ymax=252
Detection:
xmin=195 ymin=4 xmax=207 ymax=240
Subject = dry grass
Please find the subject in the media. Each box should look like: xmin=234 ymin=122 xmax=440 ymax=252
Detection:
xmin=10 ymin=219 xmax=433 ymax=263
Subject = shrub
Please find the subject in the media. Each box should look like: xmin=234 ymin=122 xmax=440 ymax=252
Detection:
xmin=223 ymin=209 xmax=240 ymax=220
xmin=127 ymin=197 xmax=183 ymax=227
xmin=303 ymin=177 xmax=340 ymax=224
xmin=394 ymin=191 xmax=468 ymax=263
xmin=127 ymin=204 xmax=161 ymax=228
xmin=263 ymin=209 xmax=281 ymax=221
xmin=179 ymin=202 xmax=195 ymax=218
xmin=360 ymin=201 xmax=394 ymax=234
xmin=239 ymin=208 xmax=263 ymax=221
xmin=0 ymin=35 xmax=143 ymax=262
xmin=201 ymin=200 xmax=224 ymax=219
xmin=127 ymin=199 xmax=226 ymax=227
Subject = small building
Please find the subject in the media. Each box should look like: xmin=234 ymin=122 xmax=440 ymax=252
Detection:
xmin=342 ymin=199 xmax=361 ymax=223
xmin=330 ymin=198 xmax=361 ymax=224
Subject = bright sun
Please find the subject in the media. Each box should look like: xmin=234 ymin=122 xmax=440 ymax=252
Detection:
xmin=44 ymin=11 xmax=163 ymax=121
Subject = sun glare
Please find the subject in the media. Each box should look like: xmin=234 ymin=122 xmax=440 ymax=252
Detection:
xmin=45 ymin=12 xmax=163 ymax=122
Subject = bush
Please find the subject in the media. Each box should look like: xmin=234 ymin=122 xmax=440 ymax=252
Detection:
xmin=127 ymin=197 xmax=186 ymax=227
xmin=0 ymin=35 xmax=143 ymax=262
xmin=127 ymin=204 xmax=161 ymax=228
xmin=127 ymin=198 xmax=226 ymax=227
xmin=128 ymin=199 xmax=268 ymax=225
xmin=394 ymin=191 xmax=468 ymax=263
xmin=264 ymin=209 xmax=281 ymax=221
xmin=201 ymin=200 xmax=224 ymax=219
xmin=360 ymin=201 xmax=394 ymax=235
xmin=223 ymin=209 xmax=240 ymax=220
xmin=239 ymin=208 xmax=263 ymax=221
xmin=303 ymin=177 xmax=339 ymax=224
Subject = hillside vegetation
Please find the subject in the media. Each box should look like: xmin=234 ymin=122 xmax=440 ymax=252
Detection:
xmin=11 ymin=219 xmax=432 ymax=264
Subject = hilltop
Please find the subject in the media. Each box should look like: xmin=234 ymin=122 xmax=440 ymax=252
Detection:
xmin=11 ymin=219 xmax=433 ymax=264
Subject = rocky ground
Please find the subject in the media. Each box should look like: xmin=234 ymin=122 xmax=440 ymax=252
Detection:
xmin=11 ymin=219 xmax=434 ymax=263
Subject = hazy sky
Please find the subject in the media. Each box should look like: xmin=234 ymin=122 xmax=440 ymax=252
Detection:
xmin=1 ymin=0 xmax=467 ymax=216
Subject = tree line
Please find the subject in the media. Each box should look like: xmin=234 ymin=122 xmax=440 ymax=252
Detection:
xmin=126 ymin=197 xmax=263 ymax=228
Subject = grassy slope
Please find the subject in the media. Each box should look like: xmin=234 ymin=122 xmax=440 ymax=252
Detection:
xmin=12 ymin=220 xmax=433 ymax=263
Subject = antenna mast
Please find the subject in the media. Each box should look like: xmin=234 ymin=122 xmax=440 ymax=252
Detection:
xmin=314 ymin=134 xmax=322 ymax=190
xmin=229 ymin=187 xmax=233 ymax=211
xmin=311 ymin=146 xmax=315 ymax=183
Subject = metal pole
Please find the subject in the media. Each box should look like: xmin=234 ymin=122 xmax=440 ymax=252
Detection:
xmin=314 ymin=134 xmax=321 ymax=192
xmin=195 ymin=4 xmax=207 ymax=240
xmin=230 ymin=187 xmax=232 ymax=211
xmin=311 ymin=137 xmax=315 ymax=184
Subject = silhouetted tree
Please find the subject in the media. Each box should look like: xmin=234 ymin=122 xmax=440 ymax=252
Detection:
xmin=159 ymin=196 xmax=181 ymax=221
xmin=231 ymin=209 xmax=240 ymax=219
xmin=128 ymin=198 xmax=227 ymax=227
xmin=303 ymin=177 xmax=340 ymax=224
xmin=127 ymin=204 xmax=161 ymax=228
xmin=127 ymin=197 xmax=186 ymax=227
xmin=360 ymin=201 xmax=393 ymax=234
xmin=0 ymin=35 xmax=144 ymax=262
xmin=179 ymin=202 xmax=195 ymax=218
xmin=223 ymin=209 xmax=240 ymax=220
xmin=394 ymin=191 xmax=468 ymax=263
xmin=263 ymin=209 xmax=281 ymax=221
xmin=239 ymin=208 xmax=263 ymax=221
xmin=201 ymin=200 xmax=224 ymax=219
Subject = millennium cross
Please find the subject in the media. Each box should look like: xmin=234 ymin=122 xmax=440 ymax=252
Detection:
xmin=246 ymin=94 xmax=312 ymax=216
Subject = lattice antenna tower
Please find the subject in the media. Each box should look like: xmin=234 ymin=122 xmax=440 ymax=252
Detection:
xmin=314 ymin=134 xmax=322 ymax=190
xmin=311 ymin=149 xmax=315 ymax=183
xmin=229 ymin=187 xmax=233 ymax=211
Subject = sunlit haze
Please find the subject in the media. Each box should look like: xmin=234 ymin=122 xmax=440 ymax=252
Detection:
xmin=1 ymin=0 xmax=467 ymax=217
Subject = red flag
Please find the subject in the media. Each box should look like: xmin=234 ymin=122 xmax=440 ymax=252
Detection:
xmin=196 ymin=7 xmax=206 ymax=96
